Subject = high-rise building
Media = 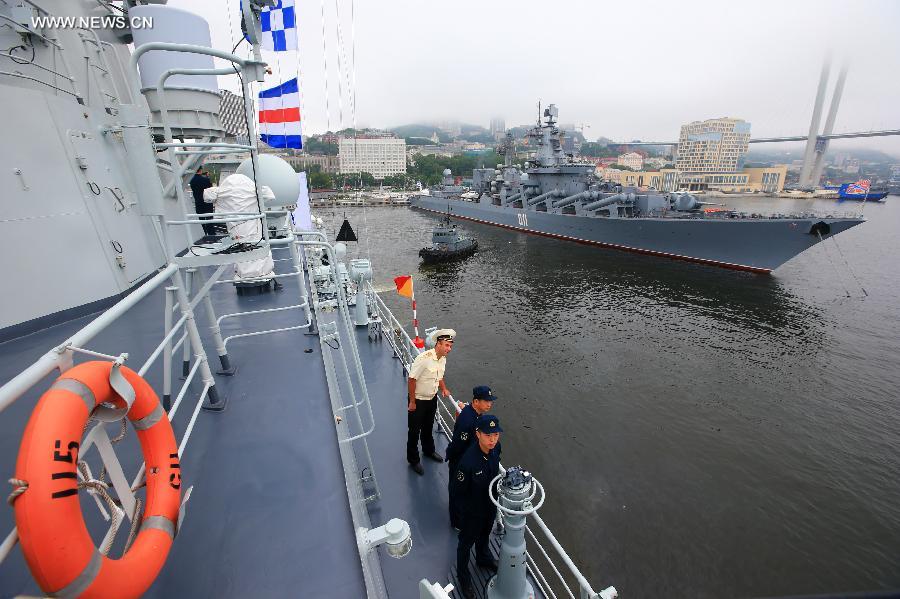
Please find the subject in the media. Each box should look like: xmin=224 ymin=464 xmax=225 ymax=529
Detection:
xmin=676 ymin=118 xmax=750 ymax=173
xmin=674 ymin=118 xmax=752 ymax=191
xmin=490 ymin=117 xmax=506 ymax=140
xmin=338 ymin=137 xmax=406 ymax=179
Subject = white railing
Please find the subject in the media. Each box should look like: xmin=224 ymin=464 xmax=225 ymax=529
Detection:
xmin=0 ymin=262 xmax=217 ymax=566
xmin=367 ymin=282 xmax=616 ymax=599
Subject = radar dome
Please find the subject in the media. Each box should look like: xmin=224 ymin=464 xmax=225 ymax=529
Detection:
xmin=236 ymin=154 xmax=300 ymax=208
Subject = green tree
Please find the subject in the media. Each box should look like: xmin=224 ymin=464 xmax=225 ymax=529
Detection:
xmin=406 ymin=151 xmax=504 ymax=186
xmin=382 ymin=174 xmax=415 ymax=188
xmin=332 ymin=172 xmax=376 ymax=188
xmin=308 ymin=171 xmax=333 ymax=189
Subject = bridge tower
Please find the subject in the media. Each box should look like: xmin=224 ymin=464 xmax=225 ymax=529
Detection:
xmin=799 ymin=57 xmax=848 ymax=189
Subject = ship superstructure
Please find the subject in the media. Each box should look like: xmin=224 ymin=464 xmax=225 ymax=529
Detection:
xmin=411 ymin=105 xmax=864 ymax=273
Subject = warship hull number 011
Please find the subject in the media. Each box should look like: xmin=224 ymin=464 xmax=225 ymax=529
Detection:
xmin=411 ymin=105 xmax=864 ymax=274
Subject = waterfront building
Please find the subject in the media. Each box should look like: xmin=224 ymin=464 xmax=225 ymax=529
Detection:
xmin=598 ymin=165 xmax=786 ymax=193
xmin=338 ymin=137 xmax=406 ymax=179
xmin=644 ymin=156 xmax=671 ymax=170
xmin=286 ymin=153 xmax=340 ymax=173
xmin=674 ymin=117 xmax=752 ymax=191
xmin=676 ymin=117 xmax=751 ymax=173
xmin=407 ymin=145 xmax=460 ymax=160
xmin=598 ymin=168 xmax=678 ymax=191
xmin=677 ymin=171 xmax=749 ymax=191
xmin=743 ymin=166 xmax=788 ymax=193
xmin=617 ymin=152 xmax=644 ymax=171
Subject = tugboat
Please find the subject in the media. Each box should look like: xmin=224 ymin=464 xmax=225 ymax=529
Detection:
xmin=419 ymin=214 xmax=478 ymax=263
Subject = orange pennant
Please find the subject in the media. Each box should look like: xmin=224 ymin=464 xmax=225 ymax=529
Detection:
xmin=394 ymin=275 xmax=413 ymax=299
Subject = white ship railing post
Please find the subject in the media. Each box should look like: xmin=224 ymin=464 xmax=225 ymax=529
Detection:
xmin=163 ymin=285 xmax=176 ymax=411
xmin=181 ymin=268 xmax=195 ymax=377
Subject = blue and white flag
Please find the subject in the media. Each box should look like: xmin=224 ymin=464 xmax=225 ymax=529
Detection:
xmin=260 ymin=0 xmax=298 ymax=52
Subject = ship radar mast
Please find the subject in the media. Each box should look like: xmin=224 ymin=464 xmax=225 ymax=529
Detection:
xmin=543 ymin=103 xmax=559 ymax=127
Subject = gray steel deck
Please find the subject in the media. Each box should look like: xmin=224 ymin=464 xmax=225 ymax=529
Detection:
xmin=0 ymin=264 xmax=365 ymax=597
xmin=0 ymin=254 xmax=544 ymax=597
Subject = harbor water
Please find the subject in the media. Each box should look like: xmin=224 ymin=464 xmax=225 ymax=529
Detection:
xmin=319 ymin=197 xmax=899 ymax=598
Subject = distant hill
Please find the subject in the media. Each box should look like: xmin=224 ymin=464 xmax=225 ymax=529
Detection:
xmin=389 ymin=125 xmax=451 ymax=143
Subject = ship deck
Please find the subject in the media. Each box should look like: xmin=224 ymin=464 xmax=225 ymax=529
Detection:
xmin=0 ymin=255 xmax=534 ymax=598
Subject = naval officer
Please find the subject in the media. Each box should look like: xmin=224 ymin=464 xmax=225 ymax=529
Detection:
xmin=451 ymin=414 xmax=502 ymax=599
xmin=446 ymin=385 xmax=497 ymax=529
xmin=406 ymin=328 xmax=455 ymax=475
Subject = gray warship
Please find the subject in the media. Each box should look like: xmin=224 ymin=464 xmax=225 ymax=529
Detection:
xmin=0 ymin=2 xmax=615 ymax=599
xmin=411 ymin=105 xmax=864 ymax=274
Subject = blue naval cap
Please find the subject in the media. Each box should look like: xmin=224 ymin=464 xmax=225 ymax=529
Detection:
xmin=472 ymin=386 xmax=496 ymax=401
xmin=475 ymin=414 xmax=503 ymax=433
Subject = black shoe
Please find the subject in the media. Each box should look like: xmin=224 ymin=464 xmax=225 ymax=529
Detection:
xmin=476 ymin=558 xmax=498 ymax=573
xmin=410 ymin=462 xmax=424 ymax=475
xmin=425 ymin=451 xmax=444 ymax=463
xmin=460 ymin=580 xmax=476 ymax=599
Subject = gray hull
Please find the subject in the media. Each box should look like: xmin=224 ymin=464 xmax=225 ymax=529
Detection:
xmin=410 ymin=195 xmax=863 ymax=273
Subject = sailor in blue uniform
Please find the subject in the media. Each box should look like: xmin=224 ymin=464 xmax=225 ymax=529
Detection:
xmin=451 ymin=414 xmax=502 ymax=599
xmin=446 ymin=385 xmax=497 ymax=529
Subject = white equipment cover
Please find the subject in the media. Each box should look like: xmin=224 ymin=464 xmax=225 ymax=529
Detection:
xmin=204 ymin=173 xmax=276 ymax=281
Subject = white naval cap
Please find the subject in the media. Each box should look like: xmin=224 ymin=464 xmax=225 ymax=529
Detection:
xmin=430 ymin=328 xmax=456 ymax=344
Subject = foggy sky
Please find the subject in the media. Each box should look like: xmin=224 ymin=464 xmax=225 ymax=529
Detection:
xmin=168 ymin=0 xmax=900 ymax=157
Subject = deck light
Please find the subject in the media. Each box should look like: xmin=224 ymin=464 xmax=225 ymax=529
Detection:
xmin=358 ymin=518 xmax=412 ymax=559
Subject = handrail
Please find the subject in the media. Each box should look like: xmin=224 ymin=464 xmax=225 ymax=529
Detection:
xmin=0 ymin=258 xmax=225 ymax=572
xmin=366 ymin=284 xmax=612 ymax=599
xmin=296 ymin=239 xmax=377 ymax=443
xmin=127 ymin=42 xmax=255 ymax=103
xmin=0 ymin=263 xmax=177 ymax=414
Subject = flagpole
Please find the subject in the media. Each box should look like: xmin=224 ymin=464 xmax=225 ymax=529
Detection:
xmin=411 ymin=280 xmax=424 ymax=349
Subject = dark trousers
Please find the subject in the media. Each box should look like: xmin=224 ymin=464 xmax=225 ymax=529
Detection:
xmin=448 ymin=460 xmax=461 ymax=528
xmin=456 ymin=514 xmax=494 ymax=586
xmin=406 ymin=396 xmax=437 ymax=464
xmin=194 ymin=197 xmax=217 ymax=235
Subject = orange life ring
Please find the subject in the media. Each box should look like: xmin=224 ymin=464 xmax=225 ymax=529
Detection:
xmin=14 ymin=361 xmax=181 ymax=598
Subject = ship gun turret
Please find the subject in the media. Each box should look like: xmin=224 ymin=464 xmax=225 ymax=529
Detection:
xmin=584 ymin=192 xmax=634 ymax=212
xmin=552 ymin=190 xmax=601 ymax=209
xmin=501 ymin=191 xmax=523 ymax=206
xmin=670 ymin=193 xmax=705 ymax=211
xmin=526 ymin=189 xmax=563 ymax=207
